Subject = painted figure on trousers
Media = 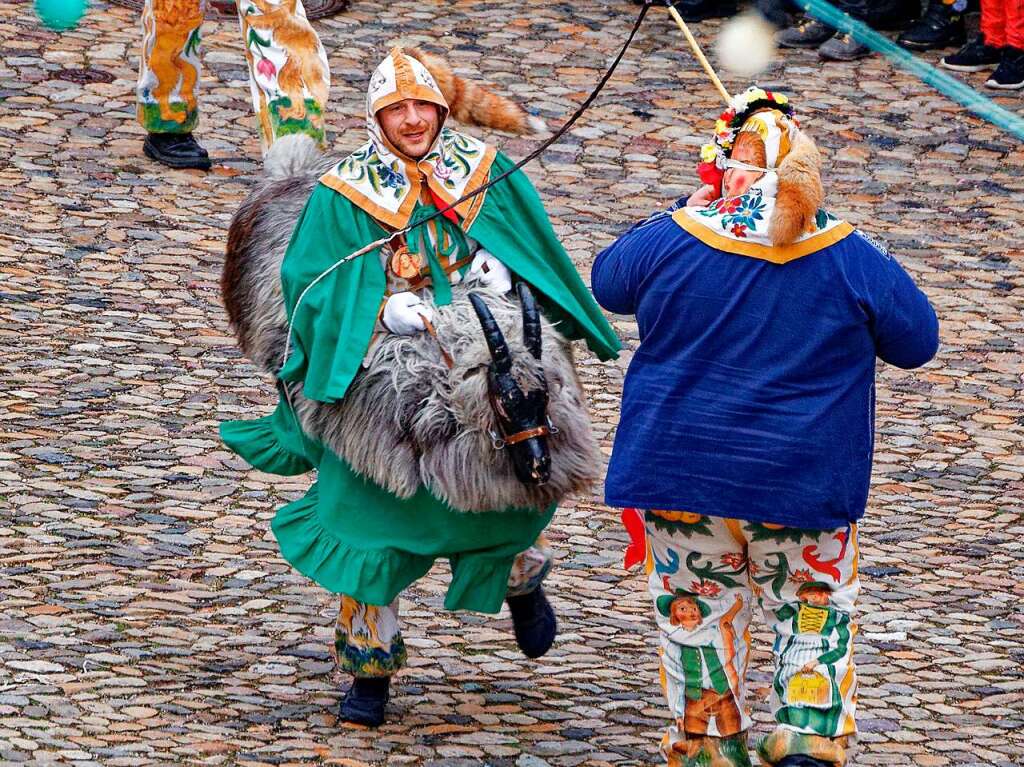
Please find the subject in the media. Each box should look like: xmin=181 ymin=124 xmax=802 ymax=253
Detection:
xmin=136 ymin=0 xmax=333 ymax=168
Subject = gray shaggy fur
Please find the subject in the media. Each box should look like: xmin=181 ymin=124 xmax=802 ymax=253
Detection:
xmin=224 ymin=137 xmax=601 ymax=512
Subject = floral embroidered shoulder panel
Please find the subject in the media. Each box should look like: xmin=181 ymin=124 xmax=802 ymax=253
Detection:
xmin=673 ymin=188 xmax=853 ymax=264
xmin=320 ymin=127 xmax=496 ymax=230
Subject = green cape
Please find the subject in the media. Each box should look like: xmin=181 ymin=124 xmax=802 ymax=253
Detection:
xmin=278 ymin=150 xmax=620 ymax=403
xmin=221 ymin=152 xmax=620 ymax=612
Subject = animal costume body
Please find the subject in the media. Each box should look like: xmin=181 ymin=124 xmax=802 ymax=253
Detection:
xmin=136 ymin=0 xmax=330 ymax=149
xmin=221 ymin=49 xmax=618 ymax=636
xmin=594 ymin=89 xmax=938 ymax=766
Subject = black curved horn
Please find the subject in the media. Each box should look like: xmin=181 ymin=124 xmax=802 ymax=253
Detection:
xmin=517 ymin=282 xmax=542 ymax=360
xmin=469 ymin=292 xmax=512 ymax=374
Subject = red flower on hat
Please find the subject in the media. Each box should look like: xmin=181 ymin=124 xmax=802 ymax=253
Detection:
xmin=696 ymin=162 xmax=723 ymax=196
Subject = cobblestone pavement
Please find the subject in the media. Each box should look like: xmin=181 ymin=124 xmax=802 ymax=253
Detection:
xmin=2 ymin=1 xmax=1023 ymax=765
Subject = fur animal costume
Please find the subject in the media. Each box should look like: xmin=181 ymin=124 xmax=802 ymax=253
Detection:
xmin=220 ymin=47 xmax=620 ymax=614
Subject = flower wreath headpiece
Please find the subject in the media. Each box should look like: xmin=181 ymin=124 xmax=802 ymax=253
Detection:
xmin=697 ymin=86 xmax=795 ymax=193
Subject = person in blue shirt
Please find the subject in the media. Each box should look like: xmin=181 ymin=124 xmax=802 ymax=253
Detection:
xmin=593 ymin=87 xmax=938 ymax=767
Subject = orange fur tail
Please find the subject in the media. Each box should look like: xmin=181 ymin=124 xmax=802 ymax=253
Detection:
xmin=408 ymin=47 xmax=544 ymax=135
xmin=769 ymin=130 xmax=824 ymax=248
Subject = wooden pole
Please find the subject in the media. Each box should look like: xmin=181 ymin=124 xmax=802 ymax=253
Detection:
xmin=665 ymin=5 xmax=733 ymax=106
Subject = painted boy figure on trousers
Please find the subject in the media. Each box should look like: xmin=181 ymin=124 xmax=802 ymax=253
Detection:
xmin=136 ymin=0 xmax=332 ymax=169
xmin=594 ymin=87 xmax=939 ymax=766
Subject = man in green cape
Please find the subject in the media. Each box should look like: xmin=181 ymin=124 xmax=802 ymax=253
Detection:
xmin=221 ymin=46 xmax=620 ymax=726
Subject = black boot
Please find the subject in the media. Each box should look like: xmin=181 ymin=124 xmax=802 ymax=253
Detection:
xmin=897 ymin=0 xmax=966 ymax=51
xmin=143 ymin=132 xmax=212 ymax=171
xmin=506 ymin=586 xmax=556 ymax=659
xmin=338 ymin=676 xmax=389 ymax=727
xmin=776 ymin=757 xmax=834 ymax=767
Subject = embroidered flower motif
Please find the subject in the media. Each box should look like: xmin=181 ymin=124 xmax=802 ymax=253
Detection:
xmin=720 ymin=552 xmax=747 ymax=570
xmin=377 ymin=162 xmax=405 ymax=189
xmin=433 ymin=160 xmax=452 ymax=180
xmin=730 ymin=223 xmax=748 ymax=238
xmin=789 ymin=568 xmax=814 ymax=584
xmin=691 ymin=580 xmax=722 ymax=597
xmin=256 ymin=57 xmax=276 ymax=79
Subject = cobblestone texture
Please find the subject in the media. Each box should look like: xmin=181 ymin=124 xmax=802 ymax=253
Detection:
xmin=1 ymin=1 xmax=1023 ymax=765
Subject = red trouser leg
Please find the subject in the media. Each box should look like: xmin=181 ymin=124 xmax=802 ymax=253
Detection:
xmin=981 ymin=0 xmax=1008 ymax=47
xmin=1006 ymin=0 xmax=1024 ymax=49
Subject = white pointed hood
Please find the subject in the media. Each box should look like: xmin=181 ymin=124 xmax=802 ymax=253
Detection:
xmin=320 ymin=47 xmax=496 ymax=229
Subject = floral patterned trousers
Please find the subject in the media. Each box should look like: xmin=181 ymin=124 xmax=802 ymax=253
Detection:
xmin=335 ymin=540 xmax=553 ymax=678
xmin=136 ymin=0 xmax=330 ymax=150
xmin=636 ymin=510 xmax=859 ymax=767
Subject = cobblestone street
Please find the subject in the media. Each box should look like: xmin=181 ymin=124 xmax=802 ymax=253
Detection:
xmin=1 ymin=1 xmax=1023 ymax=765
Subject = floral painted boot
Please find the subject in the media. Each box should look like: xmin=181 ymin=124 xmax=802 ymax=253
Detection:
xmin=756 ymin=729 xmax=847 ymax=767
xmin=668 ymin=734 xmax=753 ymax=767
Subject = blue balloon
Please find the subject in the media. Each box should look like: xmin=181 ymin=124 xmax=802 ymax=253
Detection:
xmin=35 ymin=0 xmax=88 ymax=31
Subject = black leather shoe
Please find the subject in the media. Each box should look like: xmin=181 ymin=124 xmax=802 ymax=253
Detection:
xmin=143 ymin=132 xmax=212 ymax=171
xmin=338 ymin=676 xmax=389 ymax=727
xmin=777 ymin=17 xmax=835 ymax=48
xmin=897 ymin=0 xmax=965 ymax=51
xmin=507 ymin=586 xmax=556 ymax=659
xmin=776 ymin=756 xmax=834 ymax=767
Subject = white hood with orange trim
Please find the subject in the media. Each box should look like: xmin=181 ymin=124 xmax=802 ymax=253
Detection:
xmin=320 ymin=47 xmax=496 ymax=230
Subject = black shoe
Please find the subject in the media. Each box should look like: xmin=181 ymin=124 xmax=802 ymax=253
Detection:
xmin=506 ymin=586 xmax=556 ymax=659
xmin=986 ymin=47 xmax=1024 ymax=89
xmin=897 ymin=0 xmax=965 ymax=51
xmin=777 ymin=17 xmax=835 ymax=49
xmin=667 ymin=0 xmax=738 ymax=21
xmin=776 ymin=757 xmax=834 ymax=767
xmin=338 ymin=676 xmax=389 ymax=727
xmin=942 ymin=35 xmax=1003 ymax=71
xmin=143 ymin=132 xmax=212 ymax=171
xmin=819 ymin=32 xmax=872 ymax=60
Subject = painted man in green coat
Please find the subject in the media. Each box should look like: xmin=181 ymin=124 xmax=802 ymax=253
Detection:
xmin=221 ymin=47 xmax=620 ymax=727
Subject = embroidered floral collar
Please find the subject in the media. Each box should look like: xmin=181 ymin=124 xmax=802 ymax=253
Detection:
xmin=319 ymin=47 xmax=495 ymax=229
xmin=321 ymin=128 xmax=495 ymax=230
xmin=673 ymin=185 xmax=852 ymax=264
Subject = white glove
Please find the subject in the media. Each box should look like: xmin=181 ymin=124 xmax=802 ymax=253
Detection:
xmin=469 ymin=249 xmax=513 ymax=294
xmin=381 ymin=292 xmax=434 ymax=335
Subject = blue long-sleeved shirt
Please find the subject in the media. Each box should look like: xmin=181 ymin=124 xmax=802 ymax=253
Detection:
xmin=592 ymin=209 xmax=939 ymax=530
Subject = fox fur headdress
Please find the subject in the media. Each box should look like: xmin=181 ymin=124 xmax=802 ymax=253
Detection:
xmin=699 ymin=87 xmax=824 ymax=247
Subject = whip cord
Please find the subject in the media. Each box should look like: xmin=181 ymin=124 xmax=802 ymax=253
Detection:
xmin=279 ymin=0 xmax=655 ymax=384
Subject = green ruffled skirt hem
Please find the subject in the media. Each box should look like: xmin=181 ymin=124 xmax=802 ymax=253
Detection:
xmin=271 ymin=484 xmax=517 ymax=614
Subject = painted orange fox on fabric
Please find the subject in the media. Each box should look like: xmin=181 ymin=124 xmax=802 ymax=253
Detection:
xmin=246 ymin=0 xmax=329 ymax=124
xmin=145 ymin=0 xmax=203 ymax=124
